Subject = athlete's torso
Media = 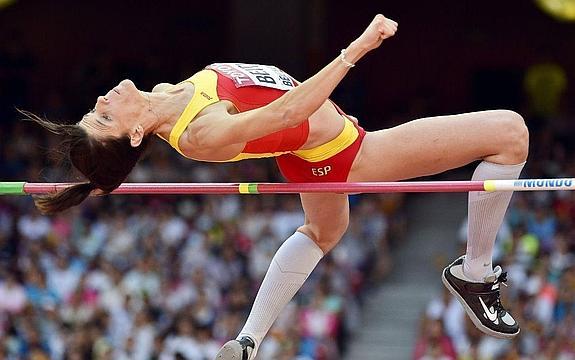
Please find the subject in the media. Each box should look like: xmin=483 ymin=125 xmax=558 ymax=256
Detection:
xmin=157 ymin=63 xmax=345 ymax=162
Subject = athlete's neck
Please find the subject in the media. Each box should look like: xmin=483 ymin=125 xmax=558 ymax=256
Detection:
xmin=142 ymin=84 xmax=194 ymax=137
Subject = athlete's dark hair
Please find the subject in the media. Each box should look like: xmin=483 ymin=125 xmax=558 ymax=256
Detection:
xmin=21 ymin=111 xmax=150 ymax=214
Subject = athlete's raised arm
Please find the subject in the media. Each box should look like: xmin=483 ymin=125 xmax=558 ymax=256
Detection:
xmin=188 ymin=14 xmax=398 ymax=148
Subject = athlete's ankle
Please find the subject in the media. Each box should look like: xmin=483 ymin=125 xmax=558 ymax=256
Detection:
xmin=463 ymin=257 xmax=492 ymax=282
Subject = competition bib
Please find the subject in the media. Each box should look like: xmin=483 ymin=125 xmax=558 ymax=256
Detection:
xmin=207 ymin=63 xmax=296 ymax=91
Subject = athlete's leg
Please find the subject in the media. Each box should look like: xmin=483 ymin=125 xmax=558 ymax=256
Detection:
xmin=217 ymin=194 xmax=349 ymax=359
xmin=349 ymin=109 xmax=528 ymax=277
xmin=296 ymin=193 xmax=350 ymax=253
xmin=348 ymin=109 xmax=528 ymax=337
xmin=348 ymin=110 xmax=528 ymax=181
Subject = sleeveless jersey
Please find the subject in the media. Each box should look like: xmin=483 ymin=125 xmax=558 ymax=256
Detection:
xmin=161 ymin=63 xmax=309 ymax=161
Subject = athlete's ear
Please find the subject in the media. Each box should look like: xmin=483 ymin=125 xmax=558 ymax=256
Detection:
xmin=129 ymin=124 xmax=144 ymax=147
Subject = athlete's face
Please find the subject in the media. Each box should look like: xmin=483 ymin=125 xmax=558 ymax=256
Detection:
xmin=79 ymin=79 xmax=146 ymax=143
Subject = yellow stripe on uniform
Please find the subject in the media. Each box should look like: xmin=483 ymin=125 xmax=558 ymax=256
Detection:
xmin=292 ymin=116 xmax=358 ymax=162
xmin=227 ymin=151 xmax=291 ymax=162
xmin=157 ymin=70 xmax=220 ymax=156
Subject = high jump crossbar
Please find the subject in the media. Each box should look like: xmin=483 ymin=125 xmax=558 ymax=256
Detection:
xmin=1 ymin=179 xmax=575 ymax=195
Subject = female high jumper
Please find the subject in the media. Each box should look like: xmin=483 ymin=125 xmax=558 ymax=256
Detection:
xmin=28 ymin=14 xmax=528 ymax=359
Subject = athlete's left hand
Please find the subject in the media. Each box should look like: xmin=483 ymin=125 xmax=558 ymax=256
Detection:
xmin=356 ymin=14 xmax=398 ymax=52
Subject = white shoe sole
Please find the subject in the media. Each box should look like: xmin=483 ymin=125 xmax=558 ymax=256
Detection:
xmin=216 ymin=340 xmax=247 ymax=360
xmin=442 ymin=269 xmax=520 ymax=339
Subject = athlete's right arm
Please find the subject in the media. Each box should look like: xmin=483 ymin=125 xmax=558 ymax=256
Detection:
xmin=187 ymin=14 xmax=398 ymax=149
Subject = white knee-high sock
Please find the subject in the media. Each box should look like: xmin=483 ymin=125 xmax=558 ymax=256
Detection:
xmin=464 ymin=161 xmax=525 ymax=281
xmin=238 ymin=231 xmax=324 ymax=353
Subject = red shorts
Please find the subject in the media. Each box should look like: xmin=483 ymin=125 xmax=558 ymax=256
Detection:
xmin=276 ymin=121 xmax=366 ymax=183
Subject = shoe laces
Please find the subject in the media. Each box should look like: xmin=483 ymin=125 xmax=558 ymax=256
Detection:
xmin=498 ymin=271 xmax=508 ymax=286
xmin=238 ymin=336 xmax=255 ymax=359
xmin=484 ymin=266 xmax=508 ymax=312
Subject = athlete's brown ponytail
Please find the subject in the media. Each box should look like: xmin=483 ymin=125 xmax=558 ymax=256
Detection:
xmin=34 ymin=182 xmax=96 ymax=214
xmin=21 ymin=111 xmax=150 ymax=214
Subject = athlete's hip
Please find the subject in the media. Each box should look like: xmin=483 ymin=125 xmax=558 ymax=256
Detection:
xmin=276 ymin=120 xmax=366 ymax=183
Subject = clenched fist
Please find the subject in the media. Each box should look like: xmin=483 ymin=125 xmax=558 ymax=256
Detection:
xmin=356 ymin=14 xmax=398 ymax=52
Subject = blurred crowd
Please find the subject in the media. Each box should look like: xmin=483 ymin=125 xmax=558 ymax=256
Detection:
xmin=413 ymin=120 xmax=575 ymax=359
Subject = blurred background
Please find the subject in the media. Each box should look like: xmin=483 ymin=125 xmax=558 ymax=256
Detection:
xmin=1 ymin=0 xmax=574 ymax=359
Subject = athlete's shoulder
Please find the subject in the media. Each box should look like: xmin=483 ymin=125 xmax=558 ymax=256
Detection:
xmin=152 ymin=83 xmax=174 ymax=93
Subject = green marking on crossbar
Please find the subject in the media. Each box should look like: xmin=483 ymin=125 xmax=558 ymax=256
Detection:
xmin=0 ymin=182 xmax=26 ymax=195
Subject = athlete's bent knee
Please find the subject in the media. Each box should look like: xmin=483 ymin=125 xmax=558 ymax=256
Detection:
xmin=298 ymin=218 xmax=349 ymax=253
xmin=498 ymin=110 xmax=529 ymax=163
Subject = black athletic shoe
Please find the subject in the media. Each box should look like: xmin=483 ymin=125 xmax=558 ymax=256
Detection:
xmin=215 ymin=336 xmax=255 ymax=360
xmin=442 ymin=255 xmax=520 ymax=339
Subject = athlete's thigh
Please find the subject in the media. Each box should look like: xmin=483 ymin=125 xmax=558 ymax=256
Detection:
xmin=348 ymin=110 xmax=517 ymax=182
xmin=299 ymin=193 xmax=349 ymax=241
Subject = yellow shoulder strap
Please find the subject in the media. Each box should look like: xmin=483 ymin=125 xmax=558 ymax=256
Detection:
xmin=167 ymin=70 xmax=220 ymax=155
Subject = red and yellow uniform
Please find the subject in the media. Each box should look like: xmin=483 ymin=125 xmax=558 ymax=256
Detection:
xmin=158 ymin=63 xmax=366 ymax=182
